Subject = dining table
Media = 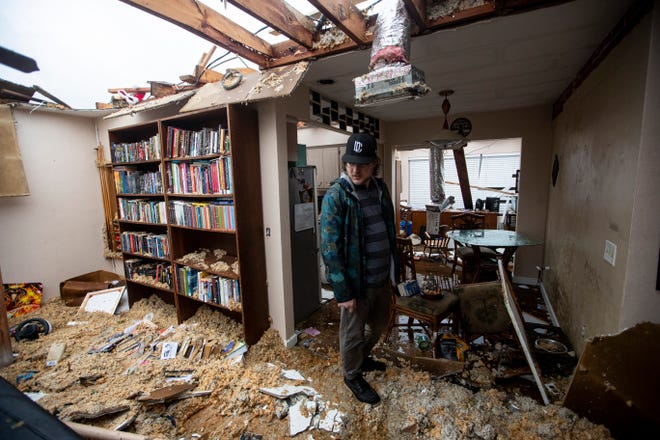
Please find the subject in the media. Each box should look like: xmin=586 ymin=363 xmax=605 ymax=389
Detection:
xmin=445 ymin=229 xmax=543 ymax=275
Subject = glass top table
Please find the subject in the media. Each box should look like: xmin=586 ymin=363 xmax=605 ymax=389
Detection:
xmin=445 ymin=229 xmax=543 ymax=275
xmin=445 ymin=229 xmax=543 ymax=249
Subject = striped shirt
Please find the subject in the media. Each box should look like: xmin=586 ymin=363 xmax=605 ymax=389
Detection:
xmin=355 ymin=183 xmax=391 ymax=287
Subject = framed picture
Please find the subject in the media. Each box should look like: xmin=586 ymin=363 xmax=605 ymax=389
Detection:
xmin=79 ymin=286 xmax=127 ymax=314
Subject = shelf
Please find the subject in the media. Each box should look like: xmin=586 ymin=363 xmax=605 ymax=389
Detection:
xmin=109 ymin=104 xmax=268 ymax=345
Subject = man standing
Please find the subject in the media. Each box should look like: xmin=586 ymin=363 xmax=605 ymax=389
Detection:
xmin=320 ymin=132 xmax=397 ymax=404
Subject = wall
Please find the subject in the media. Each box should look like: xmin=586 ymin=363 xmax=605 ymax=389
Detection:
xmin=0 ymin=107 xmax=116 ymax=298
xmin=387 ymin=106 xmax=553 ymax=281
xmin=257 ymin=99 xmax=296 ymax=347
xmin=545 ymin=13 xmax=656 ymax=353
xmin=621 ymin=5 xmax=660 ymax=329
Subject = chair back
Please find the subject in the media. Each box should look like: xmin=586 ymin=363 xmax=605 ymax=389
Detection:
xmin=395 ymin=236 xmax=416 ymax=282
xmin=451 ymin=212 xmax=486 ymax=230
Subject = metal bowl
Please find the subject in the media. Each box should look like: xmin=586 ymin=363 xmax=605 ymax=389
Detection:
xmin=534 ymin=338 xmax=568 ymax=354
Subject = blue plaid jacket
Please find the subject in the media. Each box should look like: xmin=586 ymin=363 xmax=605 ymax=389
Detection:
xmin=320 ymin=174 xmax=398 ymax=303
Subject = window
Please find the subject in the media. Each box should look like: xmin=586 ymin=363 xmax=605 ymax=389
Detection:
xmin=405 ymin=139 xmax=521 ymax=213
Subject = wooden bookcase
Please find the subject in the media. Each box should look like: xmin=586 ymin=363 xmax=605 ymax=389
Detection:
xmin=108 ymin=105 xmax=268 ymax=345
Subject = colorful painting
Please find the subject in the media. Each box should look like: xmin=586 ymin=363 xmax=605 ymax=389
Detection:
xmin=4 ymin=282 xmax=43 ymax=318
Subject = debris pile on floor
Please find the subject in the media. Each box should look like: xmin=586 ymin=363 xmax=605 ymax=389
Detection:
xmin=1 ymin=295 xmax=613 ymax=439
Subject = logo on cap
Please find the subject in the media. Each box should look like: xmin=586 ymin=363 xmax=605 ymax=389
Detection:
xmin=353 ymin=141 xmax=363 ymax=153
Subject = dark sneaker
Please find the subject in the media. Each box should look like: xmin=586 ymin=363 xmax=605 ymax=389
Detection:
xmin=344 ymin=375 xmax=380 ymax=404
xmin=361 ymin=356 xmax=386 ymax=372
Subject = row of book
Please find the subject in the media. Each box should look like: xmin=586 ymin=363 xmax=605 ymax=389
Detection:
xmin=166 ymin=156 xmax=232 ymax=195
xmin=176 ymin=265 xmax=240 ymax=306
xmin=125 ymin=259 xmax=173 ymax=289
xmin=118 ymin=198 xmax=167 ymax=224
xmin=168 ymin=200 xmax=235 ymax=230
xmin=166 ymin=125 xmax=229 ymax=158
xmin=111 ymin=134 xmax=161 ymax=163
xmin=114 ymin=168 xmax=163 ymax=194
xmin=121 ymin=231 xmax=169 ymax=258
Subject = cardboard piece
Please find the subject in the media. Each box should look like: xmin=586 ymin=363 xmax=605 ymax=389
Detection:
xmin=563 ymin=322 xmax=660 ymax=439
xmin=60 ymin=270 xmax=124 ymax=307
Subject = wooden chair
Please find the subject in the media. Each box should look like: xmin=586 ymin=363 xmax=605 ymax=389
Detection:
xmin=384 ymin=237 xmax=459 ymax=357
xmin=423 ymin=225 xmax=451 ymax=263
xmin=450 ymin=212 xmax=499 ymax=283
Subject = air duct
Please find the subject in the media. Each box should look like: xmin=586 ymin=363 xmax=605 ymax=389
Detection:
xmin=354 ymin=0 xmax=429 ymax=107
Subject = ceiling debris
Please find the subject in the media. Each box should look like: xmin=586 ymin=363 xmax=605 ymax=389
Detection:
xmin=180 ymin=61 xmax=310 ymax=113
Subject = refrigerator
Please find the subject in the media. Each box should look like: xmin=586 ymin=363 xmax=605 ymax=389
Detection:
xmin=288 ymin=166 xmax=321 ymax=323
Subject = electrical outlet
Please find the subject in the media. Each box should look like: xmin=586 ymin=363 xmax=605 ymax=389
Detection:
xmin=580 ymin=324 xmax=587 ymax=339
xmin=604 ymin=240 xmax=617 ymax=266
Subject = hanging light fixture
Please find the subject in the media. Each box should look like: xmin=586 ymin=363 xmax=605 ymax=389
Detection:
xmin=425 ymin=90 xmax=466 ymax=149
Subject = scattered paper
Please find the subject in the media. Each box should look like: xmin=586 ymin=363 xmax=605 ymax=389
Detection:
xmin=46 ymin=342 xmax=66 ymax=366
xmin=160 ymin=342 xmax=178 ymax=359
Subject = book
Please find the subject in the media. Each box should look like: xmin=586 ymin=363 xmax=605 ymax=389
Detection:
xmin=397 ymin=280 xmax=421 ymax=297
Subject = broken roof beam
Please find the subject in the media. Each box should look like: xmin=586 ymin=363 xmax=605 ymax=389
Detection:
xmin=228 ymin=0 xmax=317 ymax=49
xmin=307 ymin=0 xmax=370 ymax=46
xmin=119 ymin=0 xmax=273 ymax=67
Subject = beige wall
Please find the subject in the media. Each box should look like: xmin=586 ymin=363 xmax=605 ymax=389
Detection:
xmin=387 ymin=106 xmax=553 ymax=280
xmin=0 ymin=108 xmax=117 ymax=298
xmin=545 ymin=12 xmax=658 ymax=353
xmin=621 ymin=6 xmax=660 ymax=329
xmin=258 ymin=99 xmax=297 ymax=346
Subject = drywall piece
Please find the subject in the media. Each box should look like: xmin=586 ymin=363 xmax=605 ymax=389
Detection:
xmin=317 ymin=408 xmax=344 ymax=433
xmin=563 ymin=322 xmax=660 ymax=439
xmin=258 ymin=385 xmax=317 ymax=399
xmin=499 ymin=261 xmax=550 ymax=405
xmin=289 ymin=398 xmax=317 ymax=436
xmin=180 ymin=61 xmax=309 ymax=113
xmin=281 ymin=368 xmax=306 ymax=381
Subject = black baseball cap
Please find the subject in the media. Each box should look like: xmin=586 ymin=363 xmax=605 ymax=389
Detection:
xmin=342 ymin=132 xmax=377 ymax=164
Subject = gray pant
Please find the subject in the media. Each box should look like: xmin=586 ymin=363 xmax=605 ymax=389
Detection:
xmin=339 ymin=283 xmax=392 ymax=379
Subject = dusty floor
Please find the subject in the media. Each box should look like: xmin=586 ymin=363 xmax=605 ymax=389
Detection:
xmin=1 ymin=277 xmax=613 ymax=439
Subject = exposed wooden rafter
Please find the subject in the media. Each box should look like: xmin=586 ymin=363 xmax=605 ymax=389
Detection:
xmin=308 ymin=0 xmax=370 ymax=46
xmin=119 ymin=0 xmax=273 ymax=66
xmin=119 ymin=0 xmax=573 ymax=69
xmin=228 ymin=0 xmax=318 ymax=49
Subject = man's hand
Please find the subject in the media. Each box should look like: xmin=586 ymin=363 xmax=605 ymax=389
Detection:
xmin=338 ymin=299 xmax=356 ymax=313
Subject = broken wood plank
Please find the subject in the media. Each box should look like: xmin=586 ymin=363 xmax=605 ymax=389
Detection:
xmin=376 ymin=347 xmax=465 ymax=378
xmin=65 ymin=421 xmax=148 ymax=440
xmin=308 ymin=0 xmax=370 ymax=45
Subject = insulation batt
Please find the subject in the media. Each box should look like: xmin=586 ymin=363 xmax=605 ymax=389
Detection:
xmin=369 ymin=0 xmax=411 ymax=70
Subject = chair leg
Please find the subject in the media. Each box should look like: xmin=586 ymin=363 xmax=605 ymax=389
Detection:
xmin=383 ymin=309 xmax=397 ymax=344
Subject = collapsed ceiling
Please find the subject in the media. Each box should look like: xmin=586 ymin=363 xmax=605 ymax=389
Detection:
xmin=119 ymin=0 xmax=574 ymax=69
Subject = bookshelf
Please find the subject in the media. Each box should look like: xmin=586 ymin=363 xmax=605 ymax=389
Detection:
xmin=109 ymin=105 xmax=268 ymax=345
